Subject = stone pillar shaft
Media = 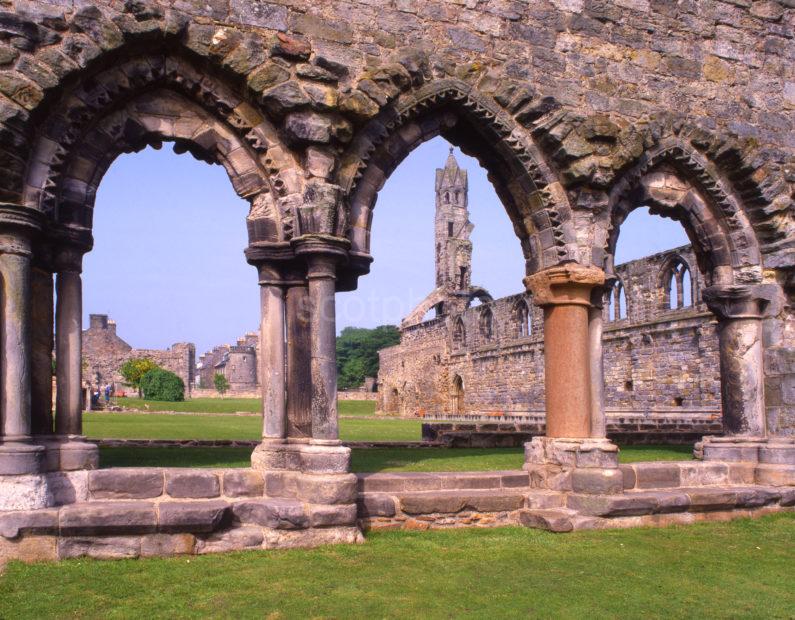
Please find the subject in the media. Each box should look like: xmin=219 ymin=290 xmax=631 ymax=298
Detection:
xmin=307 ymin=256 xmax=339 ymax=443
xmin=55 ymin=269 xmax=83 ymax=436
xmin=259 ymin=283 xmax=286 ymax=441
xmin=0 ymin=250 xmax=33 ymax=439
xmin=703 ymin=285 xmax=771 ymax=438
xmin=525 ymin=264 xmax=605 ymax=439
xmin=30 ymin=265 xmax=54 ymax=436
xmin=286 ymin=284 xmax=312 ymax=439
xmin=588 ymin=291 xmax=607 ymax=439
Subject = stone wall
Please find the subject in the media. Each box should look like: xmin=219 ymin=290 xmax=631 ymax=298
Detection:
xmin=82 ymin=315 xmax=195 ymax=394
xmin=379 ymin=246 xmax=722 ymax=422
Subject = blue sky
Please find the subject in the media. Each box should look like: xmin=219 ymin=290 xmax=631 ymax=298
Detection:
xmin=87 ymin=137 xmax=688 ymax=353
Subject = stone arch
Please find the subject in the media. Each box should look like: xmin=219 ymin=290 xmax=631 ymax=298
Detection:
xmin=451 ymin=373 xmax=464 ymax=415
xmin=20 ymin=54 xmax=301 ymax=244
xmin=452 ymin=316 xmax=466 ymax=349
xmin=513 ymin=297 xmax=531 ymax=338
xmin=601 ymin=140 xmax=763 ymax=288
xmin=338 ymin=79 xmax=577 ymax=284
xmin=479 ymin=305 xmax=494 ymax=342
xmin=606 ymin=278 xmax=628 ymax=322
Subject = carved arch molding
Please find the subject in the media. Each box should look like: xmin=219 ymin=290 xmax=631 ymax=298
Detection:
xmin=0 ymin=2 xmax=786 ymax=287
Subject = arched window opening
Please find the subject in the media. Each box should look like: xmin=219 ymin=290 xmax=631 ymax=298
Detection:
xmin=606 ymin=281 xmax=627 ymax=322
xmin=663 ymin=258 xmax=693 ymax=311
xmin=479 ymin=307 xmax=494 ymax=342
xmin=514 ymin=299 xmax=531 ymax=337
xmin=444 ymin=192 xmax=450 ymax=204
xmin=451 ymin=374 xmax=464 ymax=414
xmin=453 ymin=317 xmax=466 ymax=348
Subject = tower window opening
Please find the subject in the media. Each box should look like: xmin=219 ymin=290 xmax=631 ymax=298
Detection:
xmin=448 ymin=221 xmax=454 ymax=237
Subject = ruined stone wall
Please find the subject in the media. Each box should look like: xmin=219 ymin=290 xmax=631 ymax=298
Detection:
xmin=378 ymin=246 xmax=722 ymax=419
xmin=82 ymin=315 xmax=195 ymax=393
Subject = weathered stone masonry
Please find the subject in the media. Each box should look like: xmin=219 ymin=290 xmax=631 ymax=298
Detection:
xmin=0 ymin=0 xmax=790 ymax=560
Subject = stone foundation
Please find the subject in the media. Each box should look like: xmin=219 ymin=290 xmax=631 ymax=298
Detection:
xmin=0 ymin=460 xmax=791 ymax=565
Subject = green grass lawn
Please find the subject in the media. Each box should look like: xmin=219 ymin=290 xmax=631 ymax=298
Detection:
xmin=1 ymin=514 xmax=792 ymax=618
xmin=85 ymin=412 xmax=421 ymax=443
xmin=112 ymin=397 xmax=377 ymax=416
xmin=98 ymin=444 xmax=693 ymax=471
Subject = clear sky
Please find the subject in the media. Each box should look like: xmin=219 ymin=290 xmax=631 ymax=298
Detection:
xmin=87 ymin=137 xmax=688 ymax=354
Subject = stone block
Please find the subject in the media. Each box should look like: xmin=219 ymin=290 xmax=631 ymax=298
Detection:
xmin=261 ymin=526 xmax=364 ymax=550
xmin=0 ymin=474 xmax=50 ymax=511
xmin=519 ymin=509 xmax=574 ymax=533
xmin=685 ymin=489 xmax=739 ymax=512
xmin=633 ymin=463 xmax=681 ymax=489
xmin=759 ymin=443 xmax=795 ymax=465
xmin=165 ymin=471 xmax=220 ymax=499
xmin=140 ymin=533 xmax=196 ymax=557
xmin=232 ymin=499 xmax=309 ymax=529
xmin=779 ymin=488 xmax=795 ymax=507
xmin=464 ymin=492 xmax=525 ymax=512
xmin=735 ymin=488 xmax=780 ymax=508
xmin=309 ymin=503 xmax=358 ymax=527
xmin=196 ymin=526 xmax=264 ymax=554
xmin=567 ymin=493 xmax=657 ymax=517
xmin=439 ymin=473 xmax=503 ymax=490
xmin=293 ymin=474 xmax=357 ymax=504
xmin=222 ymin=470 xmax=264 ymax=497
xmin=399 ymin=492 xmax=467 ymax=515
xmin=89 ymin=469 xmax=163 ymax=500
xmin=619 ymin=465 xmax=636 ymax=489
xmin=500 ymin=472 xmax=531 ymax=488
xmin=60 ymin=501 xmax=157 ymax=535
xmin=651 ymin=491 xmax=690 ymax=513
xmin=0 ymin=509 xmax=58 ymax=539
xmin=158 ymin=501 xmax=229 ymax=533
xmin=570 ymin=469 xmax=624 ymax=494
xmin=47 ymin=470 xmax=88 ymax=505
xmin=679 ymin=463 xmax=729 ymax=487
xmin=58 ymin=536 xmax=141 ymax=560
xmin=754 ymin=464 xmax=795 ymax=487
xmin=0 ymin=535 xmax=57 ymax=566
xmin=525 ymin=491 xmax=566 ymax=510
xmin=727 ymin=463 xmax=756 ymax=485
xmin=357 ymin=494 xmax=396 ymax=518
xmin=299 ymin=445 xmax=351 ymax=474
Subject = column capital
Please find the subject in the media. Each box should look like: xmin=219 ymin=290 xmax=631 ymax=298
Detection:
xmin=293 ymin=234 xmax=350 ymax=280
xmin=0 ymin=204 xmax=43 ymax=256
xmin=702 ymin=284 xmax=776 ymax=320
xmin=53 ymin=244 xmax=86 ymax=274
xmin=524 ymin=263 xmax=605 ymax=308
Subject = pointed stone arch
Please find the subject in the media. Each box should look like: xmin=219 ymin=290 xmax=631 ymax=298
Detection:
xmin=337 ymin=79 xmax=577 ymax=287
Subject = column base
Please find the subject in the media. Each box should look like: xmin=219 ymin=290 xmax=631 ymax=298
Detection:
xmin=0 ymin=439 xmax=44 ymax=475
xmin=698 ymin=435 xmax=768 ymax=463
xmin=38 ymin=436 xmax=99 ymax=472
xmin=524 ymin=437 xmax=622 ymax=494
xmin=698 ymin=436 xmax=795 ymax=486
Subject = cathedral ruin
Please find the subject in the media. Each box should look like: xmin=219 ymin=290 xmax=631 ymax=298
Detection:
xmin=378 ymin=152 xmax=723 ymax=442
xmin=0 ymin=0 xmax=791 ymax=563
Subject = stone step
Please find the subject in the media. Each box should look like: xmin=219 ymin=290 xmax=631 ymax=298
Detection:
xmin=356 ymin=470 xmax=529 ymax=493
xmin=357 ymin=487 xmax=564 ymax=518
xmin=519 ymin=508 xmax=576 ymax=533
xmin=567 ymin=485 xmax=795 ymax=518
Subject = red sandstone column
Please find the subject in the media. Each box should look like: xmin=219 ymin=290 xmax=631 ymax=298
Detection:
xmin=525 ymin=264 xmax=605 ymax=438
xmin=588 ymin=284 xmax=608 ymax=439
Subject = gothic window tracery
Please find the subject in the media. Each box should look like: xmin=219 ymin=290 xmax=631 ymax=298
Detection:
xmin=479 ymin=306 xmax=494 ymax=342
xmin=606 ymin=280 xmax=628 ymax=322
xmin=453 ymin=317 xmax=466 ymax=348
xmin=514 ymin=298 xmax=532 ymax=337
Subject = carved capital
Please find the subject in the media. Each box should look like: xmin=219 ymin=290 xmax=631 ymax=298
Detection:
xmin=702 ymin=284 xmax=776 ymax=320
xmin=297 ymin=181 xmax=342 ymax=236
xmin=524 ymin=263 xmax=605 ymax=307
xmin=0 ymin=204 xmax=42 ymax=256
xmin=53 ymin=245 xmax=85 ymax=273
xmin=293 ymin=234 xmax=350 ymax=280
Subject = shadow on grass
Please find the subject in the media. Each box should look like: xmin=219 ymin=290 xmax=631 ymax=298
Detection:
xmin=99 ymin=444 xmax=694 ymax=471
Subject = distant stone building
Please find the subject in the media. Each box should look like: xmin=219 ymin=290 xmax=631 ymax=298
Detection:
xmin=82 ymin=314 xmax=195 ymax=392
xmin=197 ymin=333 xmax=259 ymax=391
xmin=378 ymin=154 xmax=722 ymax=433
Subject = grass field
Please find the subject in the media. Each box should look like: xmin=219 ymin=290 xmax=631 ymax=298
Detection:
xmin=85 ymin=411 xmax=421 ymax=442
xmin=112 ymin=398 xmax=377 ymax=416
xmin=1 ymin=514 xmax=792 ymax=618
xmin=98 ymin=444 xmax=693 ymax=471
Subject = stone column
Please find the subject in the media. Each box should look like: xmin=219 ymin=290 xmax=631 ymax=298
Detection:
xmin=285 ymin=283 xmax=312 ymax=439
xmin=588 ymin=283 xmax=610 ymax=440
xmin=0 ymin=206 xmax=44 ymax=475
xmin=53 ymin=246 xmax=98 ymax=470
xmin=700 ymin=284 xmax=772 ymax=463
xmin=294 ymin=236 xmax=349 ymax=445
xmin=524 ymin=264 xmax=605 ymax=438
xmin=257 ymin=264 xmax=286 ymax=443
xmin=523 ymin=264 xmax=621 ymax=494
xmin=30 ymin=258 xmax=55 ymax=437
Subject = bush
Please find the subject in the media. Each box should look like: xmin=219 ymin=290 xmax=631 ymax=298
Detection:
xmin=140 ymin=368 xmax=185 ymax=402
xmin=213 ymin=373 xmax=230 ymax=396
xmin=121 ymin=358 xmax=161 ymax=396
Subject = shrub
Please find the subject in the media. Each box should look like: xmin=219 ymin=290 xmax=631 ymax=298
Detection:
xmin=121 ymin=358 xmax=161 ymax=396
xmin=140 ymin=368 xmax=185 ymax=402
xmin=213 ymin=373 xmax=230 ymax=396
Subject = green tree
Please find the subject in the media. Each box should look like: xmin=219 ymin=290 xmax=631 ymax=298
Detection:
xmin=336 ymin=325 xmax=400 ymax=390
xmin=213 ymin=373 xmax=230 ymax=396
xmin=140 ymin=368 xmax=185 ymax=402
xmin=120 ymin=358 xmax=160 ymax=396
